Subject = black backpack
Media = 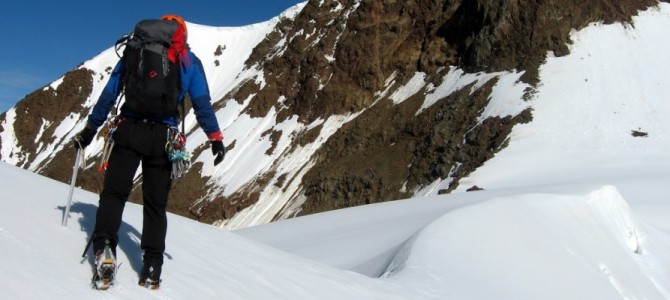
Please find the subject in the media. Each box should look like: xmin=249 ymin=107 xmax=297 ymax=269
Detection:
xmin=115 ymin=19 xmax=184 ymax=117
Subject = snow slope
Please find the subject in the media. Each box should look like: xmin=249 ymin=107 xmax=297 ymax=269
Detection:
xmin=1 ymin=2 xmax=670 ymax=300
xmin=1 ymin=147 xmax=669 ymax=299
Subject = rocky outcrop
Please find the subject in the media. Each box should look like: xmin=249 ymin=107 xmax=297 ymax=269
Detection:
xmin=1 ymin=68 xmax=93 ymax=173
xmin=203 ymin=0 xmax=660 ymax=218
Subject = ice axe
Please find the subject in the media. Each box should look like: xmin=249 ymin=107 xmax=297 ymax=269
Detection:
xmin=62 ymin=147 xmax=82 ymax=227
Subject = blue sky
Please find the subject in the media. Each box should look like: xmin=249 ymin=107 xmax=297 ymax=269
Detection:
xmin=0 ymin=0 xmax=305 ymax=113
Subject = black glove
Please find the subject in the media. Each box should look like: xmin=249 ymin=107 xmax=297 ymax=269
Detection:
xmin=74 ymin=126 xmax=96 ymax=149
xmin=211 ymin=140 xmax=225 ymax=166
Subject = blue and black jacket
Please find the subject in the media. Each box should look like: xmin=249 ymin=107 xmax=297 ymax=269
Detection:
xmin=86 ymin=50 xmax=222 ymax=139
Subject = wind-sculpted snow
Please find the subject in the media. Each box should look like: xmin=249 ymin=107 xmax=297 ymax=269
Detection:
xmin=2 ymin=156 xmax=670 ymax=299
xmin=382 ymin=186 xmax=669 ymax=299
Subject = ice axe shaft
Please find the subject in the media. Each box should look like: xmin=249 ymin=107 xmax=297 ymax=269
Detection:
xmin=62 ymin=148 xmax=82 ymax=227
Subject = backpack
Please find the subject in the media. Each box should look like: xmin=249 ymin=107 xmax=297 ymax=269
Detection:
xmin=115 ymin=19 xmax=186 ymax=117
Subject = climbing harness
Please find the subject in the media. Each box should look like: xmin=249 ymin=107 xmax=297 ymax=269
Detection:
xmin=166 ymin=126 xmax=190 ymax=179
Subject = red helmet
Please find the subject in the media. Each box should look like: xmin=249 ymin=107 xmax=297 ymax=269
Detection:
xmin=161 ymin=14 xmax=187 ymax=37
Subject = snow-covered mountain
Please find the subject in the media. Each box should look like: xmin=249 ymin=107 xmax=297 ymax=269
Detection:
xmin=1 ymin=0 xmax=669 ymax=232
xmin=1 ymin=1 xmax=670 ymax=298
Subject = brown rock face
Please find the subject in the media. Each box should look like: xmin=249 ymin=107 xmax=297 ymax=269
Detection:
xmin=3 ymin=68 xmax=94 ymax=178
xmin=211 ymin=0 xmax=658 ymax=217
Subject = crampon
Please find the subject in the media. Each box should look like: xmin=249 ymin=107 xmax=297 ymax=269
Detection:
xmin=91 ymin=246 xmax=116 ymax=290
xmin=138 ymin=277 xmax=161 ymax=290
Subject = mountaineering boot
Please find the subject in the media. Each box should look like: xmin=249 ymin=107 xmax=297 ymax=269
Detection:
xmin=91 ymin=246 xmax=116 ymax=290
xmin=138 ymin=262 xmax=162 ymax=290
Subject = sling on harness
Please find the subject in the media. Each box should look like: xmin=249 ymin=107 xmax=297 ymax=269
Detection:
xmin=98 ymin=116 xmax=123 ymax=173
xmin=166 ymin=126 xmax=190 ymax=179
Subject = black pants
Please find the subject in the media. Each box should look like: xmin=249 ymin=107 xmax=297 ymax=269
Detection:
xmin=93 ymin=118 xmax=171 ymax=265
